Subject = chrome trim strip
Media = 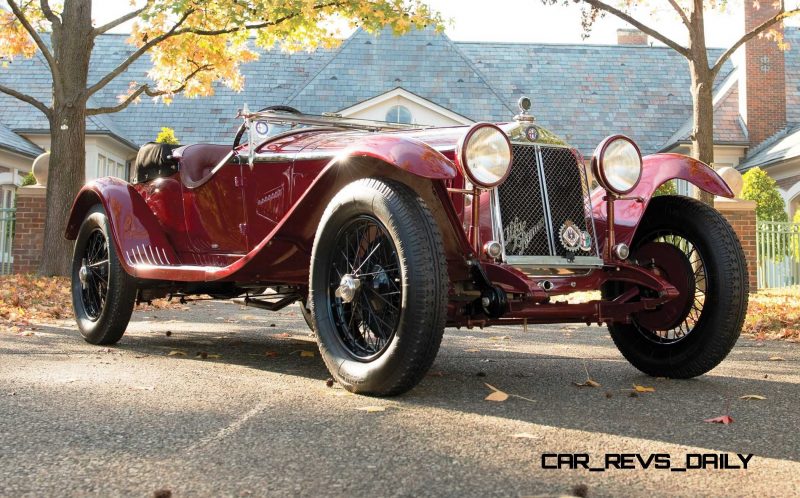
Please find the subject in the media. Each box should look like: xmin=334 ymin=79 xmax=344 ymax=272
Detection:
xmin=506 ymin=255 xmax=603 ymax=267
xmin=535 ymin=145 xmax=558 ymax=256
xmin=239 ymin=150 xmax=336 ymax=164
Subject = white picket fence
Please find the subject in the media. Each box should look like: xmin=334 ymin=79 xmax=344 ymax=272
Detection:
xmin=756 ymin=220 xmax=800 ymax=289
xmin=0 ymin=207 xmax=14 ymax=274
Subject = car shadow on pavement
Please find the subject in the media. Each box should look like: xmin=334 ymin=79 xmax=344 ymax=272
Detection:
xmin=9 ymin=301 xmax=799 ymax=465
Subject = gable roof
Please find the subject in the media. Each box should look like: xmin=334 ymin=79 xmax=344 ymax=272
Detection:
xmin=286 ymin=28 xmax=514 ymax=121
xmin=0 ymin=121 xmax=42 ymax=158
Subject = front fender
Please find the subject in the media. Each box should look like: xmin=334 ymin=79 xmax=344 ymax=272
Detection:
xmin=65 ymin=178 xmax=179 ymax=273
xmin=331 ymin=135 xmax=457 ymax=179
xmin=592 ymin=153 xmax=733 ymax=247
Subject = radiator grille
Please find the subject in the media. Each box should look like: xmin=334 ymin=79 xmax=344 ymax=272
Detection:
xmin=496 ymin=144 xmax=598 ymax=261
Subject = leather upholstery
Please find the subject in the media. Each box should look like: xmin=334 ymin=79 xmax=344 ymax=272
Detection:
xmin=175 ymin=144 xmax=235 ymax=188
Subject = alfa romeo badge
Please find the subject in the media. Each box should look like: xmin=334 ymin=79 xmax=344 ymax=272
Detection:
xmin=525 ymin=126 xmax=539 ymax=142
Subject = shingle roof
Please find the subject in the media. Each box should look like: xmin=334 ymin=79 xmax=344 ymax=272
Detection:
xmin=457 ymin=40 xmax=732 ymax=154
xmin=0 ymin=121 xmax=42 ymax=157
xmin=739 ymin=124 xmax=800 ymax=170
xmin=0 ymin=29 xmax=741 ymax=156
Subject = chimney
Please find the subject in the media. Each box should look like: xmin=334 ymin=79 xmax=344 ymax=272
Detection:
xmin=617 ymin=29 xmax=648 ymax=46
xmin=741 ymin=0 xmax=787 ymax=146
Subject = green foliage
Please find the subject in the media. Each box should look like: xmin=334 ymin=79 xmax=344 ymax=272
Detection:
xmin=794 ymin=209 xmax=800 ymax=224
xmin=156 ymin=127 xmax=179 ymax=145
xmin=20 ymin=172 xmax=36 ymax=187
xmin=653 ymin=180 xmax=677 ymax=197
xmin=741 ymin=167 xmax=788 ymax=221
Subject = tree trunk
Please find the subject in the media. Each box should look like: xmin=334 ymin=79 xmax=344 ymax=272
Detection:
xmin=40 ymin=108 xmax=86 ymax=276
xmin=38 ymin=0 xmax=93 ymax=276
xmin=688 ymin=0 xmax=715 ymax=205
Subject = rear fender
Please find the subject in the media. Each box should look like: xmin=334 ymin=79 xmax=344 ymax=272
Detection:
xmin=592 ymin=153 xmax=733 ymax=247
xmin=65 ymin=178 xmax=179 ymax=273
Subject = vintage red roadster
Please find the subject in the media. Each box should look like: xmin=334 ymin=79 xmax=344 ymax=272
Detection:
xmin=66 ymin=99 xmax=748 ymax=395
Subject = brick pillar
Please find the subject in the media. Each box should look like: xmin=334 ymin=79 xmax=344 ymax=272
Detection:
xmin=714 ymin=198 xmax=757 ymax=292
xmin=616 ymin=29 xmax=648 ymax=45
xmin=743 ymin=0 xmax=786 ymax=147
xmin=12 ymin=185 xmax=47 ymax=274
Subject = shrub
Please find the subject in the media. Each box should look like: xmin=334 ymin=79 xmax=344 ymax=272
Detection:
xmin=653 ymin=180 xmax=677 ymax=197
xmin=741 ymin=167 xmax=788 ymax=221
xmin=155 ymin=127 xmax=179 ymax=145
xmin=20 ymin=172 xmax=36 ymax=186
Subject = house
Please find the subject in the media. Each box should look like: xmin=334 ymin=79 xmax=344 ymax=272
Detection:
xmin=1 ymin=2 xmax=798 ymax=217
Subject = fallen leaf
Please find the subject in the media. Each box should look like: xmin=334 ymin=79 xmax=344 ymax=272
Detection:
xmin=464 ymin=348 xmax=481 ymax=353
xmin=98 ymin=347 xmax=113 ymax=353
xmin=356 ymin=406 xmax=386 ymax=412
xmin=739 ymin=394 xmax=766 ymax=400
xmin=512 ymin=433 xmax=541 ymax=439
xmin=704 ymin=415 xmax=734 ymax=425
xmin=488 ymin=335 xmax=511 ymax=341
xmin=484 ymin=383 xmax=509 ymax=402
xmin=15 ymin=331 xmax=34 ymax=337
xmin=427 ymin=370 xmax=445 ymax=377
xmin=167 ymin=350 xmax=186 ymax=356
xmin=206 ymin=354 xmax=222 ymax=359
xmin=769 ymin=356 xmax=786 ymax=361
xmin=573 ymin=379 xmax=601 ymax=388
xmin=325 ymin=378 xmax=335 ymax=388
xmin=264 ymin=351 xmax=279 ymax=357
xmin=633 ymin=384 xmax=655 ymax=393
xmin=300 ymin=350 xmax=315 ymax=358
xmin=272 ymin=332 xmax=292 ymax=339
xmin=134 ymin=354 xmax=149 ymax=359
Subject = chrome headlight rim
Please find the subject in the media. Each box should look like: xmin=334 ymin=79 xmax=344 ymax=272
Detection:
xmin=592 ymin=135 xmax=643 ymax=195
xmin=456 ymin=122 xmax=513 ymax=189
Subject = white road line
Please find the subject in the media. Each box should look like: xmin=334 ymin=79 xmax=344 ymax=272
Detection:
xmin=187 ymin=401 xmax=270 ymax=452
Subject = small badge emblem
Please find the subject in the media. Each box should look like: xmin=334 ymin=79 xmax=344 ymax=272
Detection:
xmin=525 ymin=126 xmax=539 ymax=142
xmin=579 ymin=231 xmax=592 ymax=252
xmin=559 ymin=221 xmax=581 ymax=252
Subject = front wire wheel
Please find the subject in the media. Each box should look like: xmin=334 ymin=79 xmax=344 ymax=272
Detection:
xmin=603 ymin=195 xmax=748 ymax=378
xmin=309 ymin=178 xmax=448 ymax=396
xmin=328 ymin=215 xmax=402 ymax=360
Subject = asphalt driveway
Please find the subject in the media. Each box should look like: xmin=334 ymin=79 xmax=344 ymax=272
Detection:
xmin=1 ymin=300 xmax=798 ymax=497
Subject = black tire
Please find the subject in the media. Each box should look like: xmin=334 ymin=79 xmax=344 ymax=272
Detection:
xmin=309 ymin=178 xmax=448 ymax=396
xmin=71 ymin=205 xmax=137 ymax=345
xmin=299 ymin=297 xmax=315 ymax=333
xmin=602 ymin=195 xmax=748 ymax=378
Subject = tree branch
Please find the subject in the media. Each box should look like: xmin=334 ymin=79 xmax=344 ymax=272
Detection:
xmin=86 ymin=1 xmax=344 ymax=99
xmin=579 ymin=0 xmax=690 ymax=56
xmin=93 ymin=1 xmax=152 ymax=36
xmin=39 ymin=0 xmax=60 ymax=26
xmin=87 ymin=64 xmax=212 ymax=115
xmin=0 ymin=83 xmax=51 ymax=117
xmin=84 ymin=8 xmax=195 ymax=98
xmin=711 ymin=8 xmax=800 ymax=76
xmin=6 ymin=0 xmax=60 ymax=75
xmin=666 ymin=0 xmax=690 ymax=29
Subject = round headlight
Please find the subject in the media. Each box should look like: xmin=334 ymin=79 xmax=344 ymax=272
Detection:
xmin=592 ymin=135 xmax=642 ymax=195
xmin=456 ymin=123 xmax=512 ymax=189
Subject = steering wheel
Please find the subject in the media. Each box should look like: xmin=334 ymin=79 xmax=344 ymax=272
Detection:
xmin=233 ymin=105 xmax=302 ymax=149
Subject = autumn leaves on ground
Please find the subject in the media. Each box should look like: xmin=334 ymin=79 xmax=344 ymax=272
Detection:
xmin=1 ymin=274 xmax=798 ymax=340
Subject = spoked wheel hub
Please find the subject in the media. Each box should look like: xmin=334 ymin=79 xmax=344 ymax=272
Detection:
xmin=328 ymin=215 xmax=403 ymax=361
xmin=631 ymin=231 xmax=707 ymax=344
xmin=79 ymin=229 xmax=110 ymax=321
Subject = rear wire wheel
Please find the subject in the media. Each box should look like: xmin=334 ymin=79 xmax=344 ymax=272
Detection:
xmin=71 ymin=205 xmax=137 ymax=345
xmin=602 ymin=196 xmax=748 ymax=378
xmin=309 ymin=178 xmax=447 ymax=396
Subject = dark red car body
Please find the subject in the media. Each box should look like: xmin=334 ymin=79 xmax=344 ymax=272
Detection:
xmin=65 ymin=120 xmax=733 ymax=327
